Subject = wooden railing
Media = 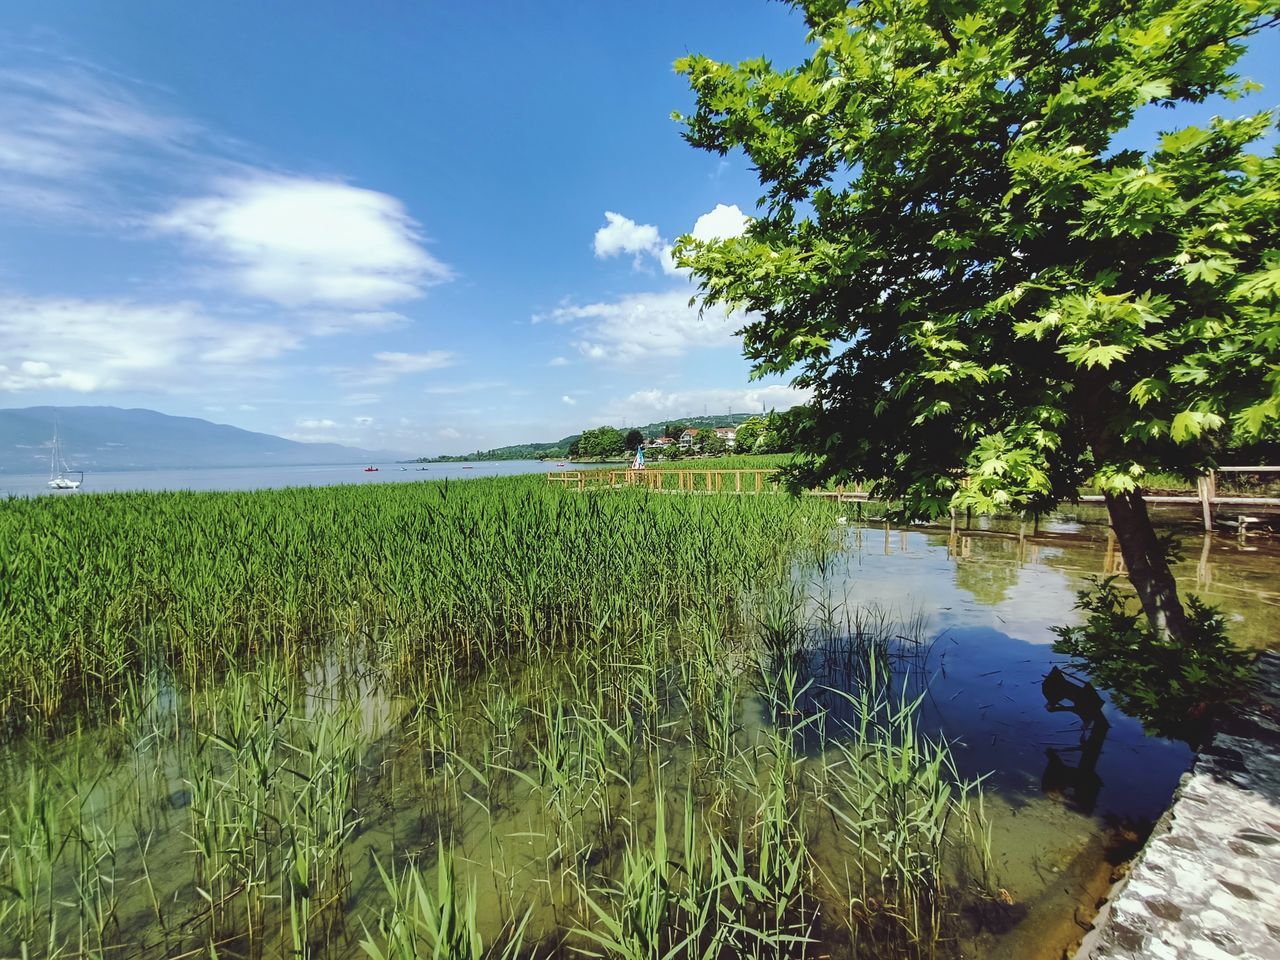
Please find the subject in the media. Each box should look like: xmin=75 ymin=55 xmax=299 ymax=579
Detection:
xmin=548 ymin=466 xmax=1279 ymax=532
xmin=1076 ymin=466 xmax=1280 ymax=531
xmin=546 ymin=468 xmax=870 ymax=499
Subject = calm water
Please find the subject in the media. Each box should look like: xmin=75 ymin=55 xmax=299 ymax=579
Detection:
xmin=0 ymin=459 xmax=587 ymax=496
xmin=774 ymin=518 xmax=1280 ymax=956
xmin=2 ymin=494 xmax=1277 ymax=959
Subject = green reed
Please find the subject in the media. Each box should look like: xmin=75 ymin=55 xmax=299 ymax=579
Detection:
xmin=0 ymin=476 xmax=997 ymax=960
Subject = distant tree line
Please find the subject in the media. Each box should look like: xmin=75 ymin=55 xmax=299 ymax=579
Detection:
xmin=413 ymin=411 xmax=806 ymax=462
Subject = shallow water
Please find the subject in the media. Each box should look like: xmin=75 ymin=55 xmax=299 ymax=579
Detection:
xmin=1 ymin=512 xmax=1277 ymax=960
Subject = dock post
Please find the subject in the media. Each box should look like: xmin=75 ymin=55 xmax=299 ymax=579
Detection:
xmin=1197 ymin=472 xmax=1213 ymax=532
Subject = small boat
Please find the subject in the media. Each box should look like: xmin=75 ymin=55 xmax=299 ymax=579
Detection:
xmin=47 ymin=425 xmax=83 ymax=491
xmin=363 ymin=466 xmax=379 ymax=472
xmin=462 ymin=466 xmax=474 ymax=470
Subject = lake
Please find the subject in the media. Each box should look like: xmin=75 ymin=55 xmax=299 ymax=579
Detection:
xmin=0 ymin=479 xmax=1276 ymax=959
xmin=0 ymin=458 xmax=584 ymax=496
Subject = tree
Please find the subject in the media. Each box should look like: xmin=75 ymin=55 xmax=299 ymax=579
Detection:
xmin=701 ymin=430 xmax=729 ymax=455
xmin=734 ymin=416 xmax=766 ymax=453
xmin=664 ymin=423 xmax=687 ymax=442
xmin=624 ymin=428 xmax=645 ymax=452
xmin=579 ymin=426 xmax=626 ymax=458
xmin=674 ymin=0 xmax=1280 ymax=642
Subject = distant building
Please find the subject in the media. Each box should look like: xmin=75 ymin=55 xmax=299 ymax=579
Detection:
xmin=678 ymin=429 xmax=700 ymax=450
xmin=714 ymin=427 xmax=737 ymax=449
xmin=646 ymin=436 xmax=675 ymax=449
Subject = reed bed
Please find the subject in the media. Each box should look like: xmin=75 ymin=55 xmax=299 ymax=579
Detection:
xmin=0 ymin=476 xmax=998 ymax=959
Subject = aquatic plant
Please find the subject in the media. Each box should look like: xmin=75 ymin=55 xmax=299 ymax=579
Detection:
xmin=1052 ymin=576 xmax=1254 ymax=743
xmin=0 ymin=476 xmax=995 ymax=960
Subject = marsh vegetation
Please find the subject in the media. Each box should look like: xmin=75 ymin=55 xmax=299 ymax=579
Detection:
xmin=0 ymin=476 xmax=1011 ymax=959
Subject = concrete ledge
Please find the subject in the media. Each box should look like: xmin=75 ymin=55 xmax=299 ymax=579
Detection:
xmin=1075 ymin=652 xmax=1280 ymax=960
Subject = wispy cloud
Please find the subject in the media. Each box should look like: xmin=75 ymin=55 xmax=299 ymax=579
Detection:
xmin=0 ymin=53 xmax=457 ymax=407
xmin=372 ymin=350 xmax=454 ymax=374
xmin=0 ymin=59 xmax=202 ymax=221
xmin=0 ymin=295 xmax=297 ymax=393
xmin=423 ymin=380 xmax=504 ymax=395
xmin=336 ymin=349 xmax=456 ymax=386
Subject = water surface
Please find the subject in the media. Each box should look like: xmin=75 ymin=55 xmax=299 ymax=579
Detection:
xmin=0 ymin=458 xmax=586 ymax=497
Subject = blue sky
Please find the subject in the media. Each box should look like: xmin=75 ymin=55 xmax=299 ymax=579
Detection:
xmin=0 ymin=3 xmax=1276 ymax=455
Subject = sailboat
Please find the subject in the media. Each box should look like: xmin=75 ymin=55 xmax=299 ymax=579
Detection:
xmin=47 ymin=425 xmax=83 ymax=490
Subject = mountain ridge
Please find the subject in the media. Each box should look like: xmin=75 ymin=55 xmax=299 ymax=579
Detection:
xmin=0 ymin=406 xmax=402 ymax=472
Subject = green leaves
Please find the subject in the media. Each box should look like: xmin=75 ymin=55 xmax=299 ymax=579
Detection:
xmin=1063 ymin=342 xmax=1130 ymax=369
xmin=676 ymin=0 xmax=1280 ymax=519
xmin=1169 ymin=409 xmax=1225 ymax=442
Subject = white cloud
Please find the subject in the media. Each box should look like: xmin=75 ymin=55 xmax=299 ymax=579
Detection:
xmin=155 ymin=175 xmax=452 ymax=308
xmin=593 ymin=211 xmax=679 ymax=275
xmin=594 ymin=211 xmax=662 ymax=261
xmin=543 ymin=290 xmax=742 ymax=362
xmin=690 ymin=203 xmax=750 ymax=242
xmin=561 ymin=395 xmax=577 ymax=405
xmin=0 ymin=296 xmax=296 ymax=393
xmin=354 ymin=416 xmax=374 ymax=426
xmin=296 ymin=417 xmax=338 ymax=430
xmin=342 ymin=392 xmax=381 ymax=406
xmin=548 ymin=355 xmax=570 ymax=367
xmin=437 ymin=426 xmax=462 ymax=439
xmin=600 ymin=384 xmax=811 ymax=424
xmin=372 ymin=350 xmax=454 ymax=374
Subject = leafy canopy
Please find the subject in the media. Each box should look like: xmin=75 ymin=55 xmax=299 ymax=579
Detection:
xmin=674 ymin=0 xmax=1280 ymax=517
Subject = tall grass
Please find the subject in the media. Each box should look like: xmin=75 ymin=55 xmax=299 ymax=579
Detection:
xmin=0 ymin=476 xmax=996 ymax=959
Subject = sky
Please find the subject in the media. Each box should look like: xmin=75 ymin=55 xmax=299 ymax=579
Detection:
xmin=0 ymin=3 xmax=1276 ymax=456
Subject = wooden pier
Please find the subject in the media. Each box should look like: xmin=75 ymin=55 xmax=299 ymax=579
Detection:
xmin=1075 ymin=466 xmax=1280 ymax=531
xmin=548 ymin=466 xmax=1280 ymax=530
xmin=546 ymin=468 xmax=871 ymax=501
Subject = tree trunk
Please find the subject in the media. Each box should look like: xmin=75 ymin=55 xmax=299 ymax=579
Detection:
xmin=1103 ymin=491 xmax=1190 ymax=643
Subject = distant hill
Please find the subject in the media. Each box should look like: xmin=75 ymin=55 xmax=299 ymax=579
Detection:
xmin=0 ymin=406 xmax=401 ymax=473
xmin=418 ymin=413 xmax=760 ymax=462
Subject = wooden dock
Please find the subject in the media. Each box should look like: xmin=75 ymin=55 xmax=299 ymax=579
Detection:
xmin=548 ymin=468 xmax=869 ymax=501
xmin=547 ymin=466 xmax=1280 ymax=530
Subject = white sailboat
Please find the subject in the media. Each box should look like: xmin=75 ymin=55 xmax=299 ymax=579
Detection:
xmin=47 ymin=425 xmax=83 ymax=490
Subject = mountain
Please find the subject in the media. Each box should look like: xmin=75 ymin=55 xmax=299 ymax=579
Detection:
xmin=0 ymin=406 xmax=401 ymax=473
xmin=419 ymin=413 xmax=763 ymax=462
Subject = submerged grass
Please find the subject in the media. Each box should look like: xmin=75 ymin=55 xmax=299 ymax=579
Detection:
xmin=0 ymin=475 xmax=996 ymax=959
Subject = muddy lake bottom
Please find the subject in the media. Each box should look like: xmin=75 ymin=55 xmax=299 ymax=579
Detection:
xmin=2 ymin=510 xmax=1277 ymax=960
